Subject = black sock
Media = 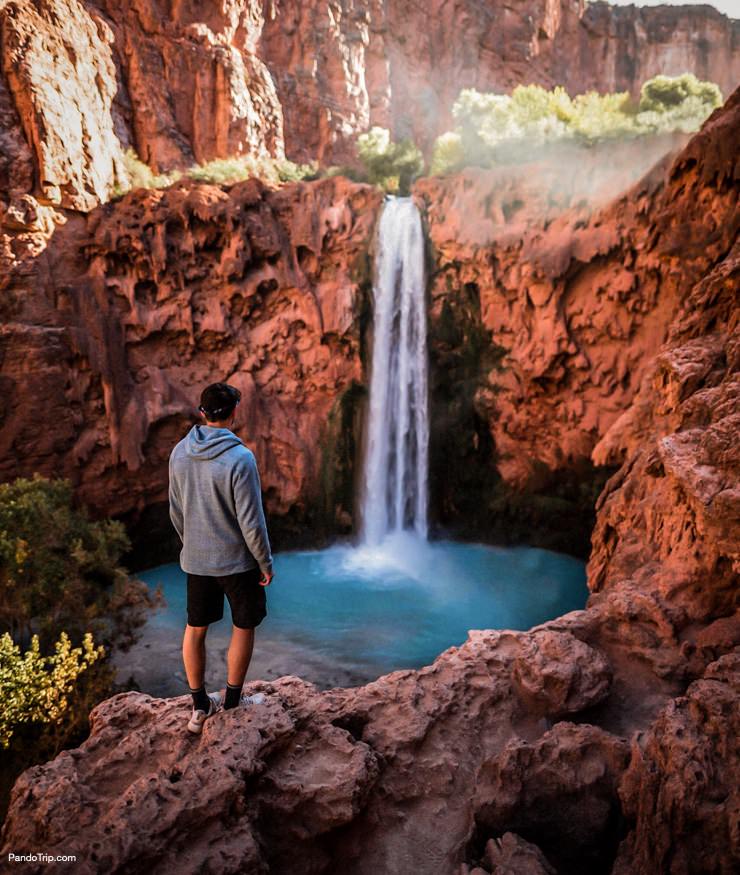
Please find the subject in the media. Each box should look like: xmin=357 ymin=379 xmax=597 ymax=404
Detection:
xmin=224 ymin=682 xmax=243 ymax=710
xmin=190 ymin=686 xmax=210 ymax=712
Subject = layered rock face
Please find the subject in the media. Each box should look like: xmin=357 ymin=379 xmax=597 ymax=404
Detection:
xmin=96 ymin=0 xmax=285 ymax=171
xmin=0 ymin=0 xmax=737 ymax=212
xmin=0 ymin=0 xmax=127 ymax=210
xmin=2 ymin=83 xmax=738 ymax=875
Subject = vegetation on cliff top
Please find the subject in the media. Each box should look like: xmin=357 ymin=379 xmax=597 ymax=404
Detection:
xmin=113 ymin=150 xmax=317 ymax=198
xmin=431 ymin=73 xmax=722 ymax=174
xmin=111 ymin=74 xmax=720 ymax=199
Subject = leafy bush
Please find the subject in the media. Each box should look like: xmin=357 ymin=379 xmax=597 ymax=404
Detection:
xmin=323 ymin=164 xmax=366 ymax=183
xmin=0 ymin=474 xmax=157 ymax=650
xmin=635 ymin=73 xmax=723 ymax=134
xmin=429 ymin=131 xmax=466 ymax=176
xmin=638 ymin=72 xmax=721 ymax=112
xmin=0 ymin=474 xmax=157 ymax=817
xmin=431 ymin=74 xmax=723 ymax=174
xmin=113 ymin=148 xmax=316 ymax=197
xmin=355 ymin=127 xmax=425 ymax=194
xmin=0 ymin=631 xmax=103 ymax=748
xmin=188 ymin=155 xmax=316 ymax=186
xmin=112 ymin=148 xmax=182 ymax=197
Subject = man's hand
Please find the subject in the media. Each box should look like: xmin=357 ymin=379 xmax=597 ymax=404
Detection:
xmin=259 ymin=568 xmax=274 ymax=587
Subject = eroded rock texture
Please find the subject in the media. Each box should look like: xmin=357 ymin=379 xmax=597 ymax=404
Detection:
xmin=0 ymin=627 xmax=616 ymax=875
xmin=0 ymin=176 xmax=381 ymax=536
xmin=613 ymin=652 xmax=740 ymax=875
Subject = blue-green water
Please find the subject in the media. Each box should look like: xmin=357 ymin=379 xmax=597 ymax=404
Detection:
xmin=138 ymin=533 xmax=587 ymax=677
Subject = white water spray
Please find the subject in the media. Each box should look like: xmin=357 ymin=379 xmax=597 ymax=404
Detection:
xmin=360 ymin=197 xmax=429 ymax=547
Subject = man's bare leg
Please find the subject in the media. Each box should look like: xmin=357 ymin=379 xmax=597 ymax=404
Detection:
xmin=228 ymin=626 xmax=255 ymax=686
xmin=223 ymin=625 xmax=255 ymax=709
xmin=183 ymin=624 xmax=211 ymax=713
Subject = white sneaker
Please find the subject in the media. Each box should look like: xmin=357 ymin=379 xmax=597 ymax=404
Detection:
xmin=187 ymin=693 xmax=220 ymax=734
xmin=241 ymin=692 xmax=266 ymax=706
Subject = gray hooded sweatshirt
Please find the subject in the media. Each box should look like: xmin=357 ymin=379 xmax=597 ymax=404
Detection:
xmin=168 ymin=425 xmax=273 ymax=577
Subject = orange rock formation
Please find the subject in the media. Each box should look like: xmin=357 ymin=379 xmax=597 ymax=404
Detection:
xmin=1 ymin=75 xmax=737 ymax=875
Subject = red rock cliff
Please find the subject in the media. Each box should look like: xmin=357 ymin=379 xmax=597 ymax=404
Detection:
xmin=0 ymin=11 xmax=737 ymax=874
xmin=1 ymin=0 xmax=737 ymax=210
xmin=0 ymin=176 xmax=381 ymax=536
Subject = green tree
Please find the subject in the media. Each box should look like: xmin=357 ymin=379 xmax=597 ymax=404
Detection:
xmin=356 ymin=127 xmax=425 ymax=194
xmin=430 ymin=131 xmax=466 ymax=176
xmin=0 ymin=474 xmax=157 ymax=650
xmin=638 ymin=72 xmax=722 ymax=112
xmin=636 ymin=73 xmax=722 ymax=134
xmin=432 ymin=74 xmax=723 ymax=174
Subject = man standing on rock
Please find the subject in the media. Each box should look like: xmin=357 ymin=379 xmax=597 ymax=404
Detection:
xmin=168 ymin=381 xmax=274 ymax=734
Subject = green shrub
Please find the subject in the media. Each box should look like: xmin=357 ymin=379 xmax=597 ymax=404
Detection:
xmin=636 ymin=73 xmax=723 ymax=133
xmin=0 ymin=631 xmax=103 ymax=748
xmin=113 ymin=148 xmax=317 ymax=197
xmin=431 ymin=74 xmax=723 ymax=174
xmin=112 ymin=147 xmax=182 ymax=197
xmin=430 ymin=131 xmax=466 ymax=176
xmin=638 ymin=72 xmax=721 ymax=112
xmin=356 ymin=127 xmax=425 ymax=194
xmin=0 ymin=473 xmax=157 ymax=651
xmin=188 ymin=155 xmax=316 ymax=186
xmin=0 ymin=474 xmax=158 ymax=816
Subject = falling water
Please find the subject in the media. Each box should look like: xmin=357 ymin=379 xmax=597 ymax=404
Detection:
xmin=360 ymin=197 xmax=429 ymax=546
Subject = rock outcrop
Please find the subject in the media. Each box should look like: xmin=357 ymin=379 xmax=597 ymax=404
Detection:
xmin=613 ymin=651 xmax=740 ymax=875
xmin=1 ymin=0 xmax=127 ymax=210
xmin=0 ymin=626 xmax=620 ymax=875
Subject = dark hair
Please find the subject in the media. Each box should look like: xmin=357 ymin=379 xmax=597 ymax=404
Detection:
xmin=199 ymin=382 xmax=241 ymax=422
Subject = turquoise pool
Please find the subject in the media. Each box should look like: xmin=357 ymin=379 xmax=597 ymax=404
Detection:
xmin=136 ymin=533 xmax=588 ymax=680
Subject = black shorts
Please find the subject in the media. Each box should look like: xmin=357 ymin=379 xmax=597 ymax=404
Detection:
xmin=186 ymin=567 xmax=267 ymax=629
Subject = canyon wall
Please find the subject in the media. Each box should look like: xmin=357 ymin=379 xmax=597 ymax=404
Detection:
xmin=1 ymin=89 xmax=737 ymax=870
xmin=0 ymin=175 xmax=380 ymax=547
xmin=415 ymin=102 xmax=737 ymax=548
xmin=1 ymin=94 xmax=736 ymax=559
xmin=0 ymin=0 xmax=737 ymax=212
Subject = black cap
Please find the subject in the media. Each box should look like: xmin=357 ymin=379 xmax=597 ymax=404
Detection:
xmin=198 ymin=382 xmax=241 ymax=421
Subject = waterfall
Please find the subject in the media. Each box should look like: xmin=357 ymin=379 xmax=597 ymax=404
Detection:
xmin=360 ymin=197 xmax=429 ymax=546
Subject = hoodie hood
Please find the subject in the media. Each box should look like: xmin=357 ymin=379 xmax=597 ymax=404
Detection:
xmin=185 ymin=425 xmax=243 ymax=460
